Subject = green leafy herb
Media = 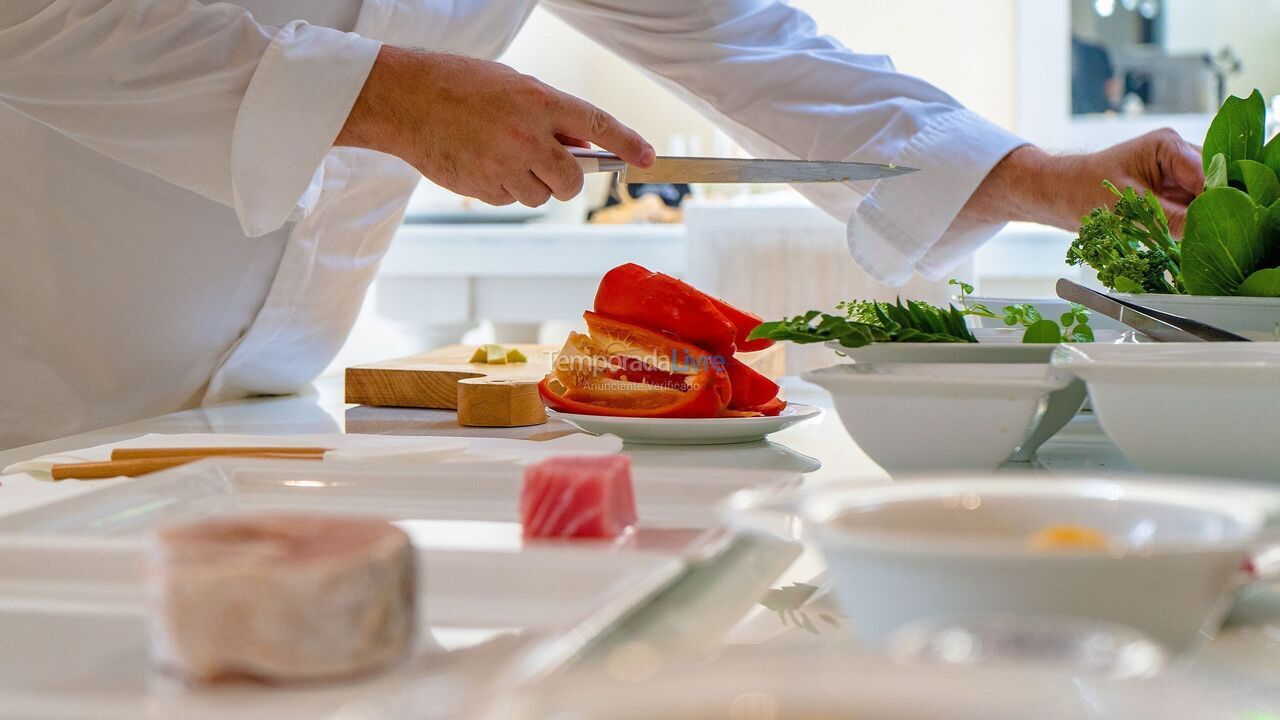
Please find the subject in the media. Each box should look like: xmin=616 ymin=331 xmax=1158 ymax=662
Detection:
xmin=1067 ymin=181 xmax=1183 ymax=294
xmin=748 ymin=280 xmax=1094 ymax=349
xmin=1203 ymin=89 xmax=1267 ymax=174
xmin=1182 ymin=187 xmax=1266 ymax=295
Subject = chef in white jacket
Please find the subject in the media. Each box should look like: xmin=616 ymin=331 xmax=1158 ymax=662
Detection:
xmin=0 ymin=0 xmax=1204 ymax=449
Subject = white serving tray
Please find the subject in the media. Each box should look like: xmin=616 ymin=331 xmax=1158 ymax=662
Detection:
xmin=0 ymin=457 xmax=800 ymax=719
xmin=0 ymin=457 xmax=800 ymax=557
xmin=0 ymin=537 xmax=683 ymax=720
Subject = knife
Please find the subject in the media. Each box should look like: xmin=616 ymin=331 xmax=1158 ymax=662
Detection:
xmin=1055 ymin=278 xmax=1249 ymax=342
xmin=569 ymin=147 xmax=917 ymax=184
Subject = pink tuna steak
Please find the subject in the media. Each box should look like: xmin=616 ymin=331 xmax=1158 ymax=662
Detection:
xmin=520 ymin=455 xmax=638 ymax=539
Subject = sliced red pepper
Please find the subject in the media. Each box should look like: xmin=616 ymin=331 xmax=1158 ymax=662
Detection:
xmin=540 ymin=312 xmax=731 ymax=418
xmin=718 ymin=397 xmax=787 ymax=418
xmin=593 ymin=263 xmax=737 ymax=355
xmin=747 ymin=397 xmax=787 ymax=416
xmin=723 ymin=357 xmax=780 ymax=410
xmin=705 ymin=295 xmax=773 ymax=353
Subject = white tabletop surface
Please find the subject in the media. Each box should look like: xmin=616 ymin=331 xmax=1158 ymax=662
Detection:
xmin=4 ymin=375 xmax=1280 ymax=710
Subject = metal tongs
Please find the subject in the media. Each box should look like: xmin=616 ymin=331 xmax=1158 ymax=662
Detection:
xmin=1055 ymin=278 xmax=1249 ymax=342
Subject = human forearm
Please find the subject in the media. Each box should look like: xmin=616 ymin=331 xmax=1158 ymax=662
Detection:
xmin=957 ymin=130 xmax=1204 ymax=236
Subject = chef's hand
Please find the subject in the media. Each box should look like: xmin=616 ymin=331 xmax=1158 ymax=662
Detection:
xmin=959 ymin=129 xmax=1204 ymax=236
xmin=336 ymin=47 xmax=655 ymax=207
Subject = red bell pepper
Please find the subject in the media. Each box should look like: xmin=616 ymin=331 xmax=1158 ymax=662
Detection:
xmin=705 ymin=296 xmax=773 ymax=353
xmin=723 ymin=357 xmax=780 ymax=410
xmin=539 ymin=312 xmax=731 ymax=418
xmin=594 ymin=263 xmax=746 ymax=355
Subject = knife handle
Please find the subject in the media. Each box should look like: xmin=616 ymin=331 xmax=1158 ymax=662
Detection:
xmin=568 ymin=146 xmax=628 ymax=175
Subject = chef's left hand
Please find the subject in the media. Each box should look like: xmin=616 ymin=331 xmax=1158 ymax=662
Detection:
xmin=960 ymin=128 xmax=1204 ymax=236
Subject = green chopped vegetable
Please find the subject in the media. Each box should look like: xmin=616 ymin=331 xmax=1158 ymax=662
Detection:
xmin=1067 ymin=182 xmax=1183 ymax=295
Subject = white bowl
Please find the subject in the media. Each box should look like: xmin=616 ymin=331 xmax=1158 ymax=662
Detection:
xmin=822 ymin=342 xmax=1089 ymax=463
xmin=725 ymin=477 xmax=1269 ymax=653
xmin=803 ymin=363 xmax=1076 ymax=472
xmin=1122 ymin=293 xmax=1280 ymax=340
xmin=1053 ymin=343 xmax=1280 ymax=479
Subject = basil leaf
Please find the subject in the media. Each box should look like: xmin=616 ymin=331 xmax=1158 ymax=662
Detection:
xmin=1182 ymin=187 xmax=1265 ymax=296
xmin=1203 ymin=90 xmax=1267 ymax=173
xmin=1021 ymin=320 xmax=1063 ymax=344
xmin=1239 ymin=267 xmax=1280 ymax=297
xmin=1237 ymin=159 xmax=1280 ymax=207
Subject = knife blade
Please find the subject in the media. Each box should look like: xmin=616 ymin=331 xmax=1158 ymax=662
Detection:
xmin=1055 ymin=278 xmax=1250 ymax=342
xmin=569 ymin=147 xmax=916 ymax=184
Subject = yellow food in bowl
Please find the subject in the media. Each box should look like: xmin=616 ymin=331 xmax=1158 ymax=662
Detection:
xmin=1027 ymin=525 xmax=1110 ymax=551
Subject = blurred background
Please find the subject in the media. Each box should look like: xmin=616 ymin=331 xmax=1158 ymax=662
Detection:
xmin=332 ymin=0 xmax=1280 ymax=374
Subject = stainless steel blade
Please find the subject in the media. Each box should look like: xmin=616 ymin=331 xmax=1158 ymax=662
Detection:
xmin=1055 ymin=279 xmax=1249 ymax=342
xmin=570 ymin=148 xmax=916 ymax=184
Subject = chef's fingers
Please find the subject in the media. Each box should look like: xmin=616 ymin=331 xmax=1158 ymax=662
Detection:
xmin=534 ymin=146 xmax=585 ymax=201
xmin=477 ymin=188 xmax=516 ymax=206
xmin=555 ymin=133 xmax=591 ymax=149
xmin=503 ymin=171 xmax=554 ymax=208
xmin=1156 ymin=130 xmax=1205 ymax=199
xmin=1164 ymin=201 xmax=1189 ymax=238
xmin=554 ymin=96 xmax=654 ymax=168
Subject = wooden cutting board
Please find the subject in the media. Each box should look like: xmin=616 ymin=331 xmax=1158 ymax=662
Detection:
xmin=345 ymin=343 xmax=787 ymax=428
xmin=345 ymin=344 xmax=556 ymax=428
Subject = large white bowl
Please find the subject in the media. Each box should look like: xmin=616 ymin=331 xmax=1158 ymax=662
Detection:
xmin=725 ymin=477 xmax=1270 ymax=653
xmin=1122 ymin=293 xmax=1280 ymax=340
xmin=803 ymin=363 xmax=1076 ymax=472
xmin=1053 ymin=343 xmax=1280 ymax=479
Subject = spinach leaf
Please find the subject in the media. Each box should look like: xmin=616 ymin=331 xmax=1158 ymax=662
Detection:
xmin=1239 ymin=267 xmax=1280 ymax=297
xmin=1182 ymin=187 xmax=1265 ymax=296
xmin=1203 ymin=90 xmax=1267 ymax=173
xmin=1237 ymin=159 xmax=1280 ymax=206
xmin=1264 ymin=135 xmax=1280 ymax=178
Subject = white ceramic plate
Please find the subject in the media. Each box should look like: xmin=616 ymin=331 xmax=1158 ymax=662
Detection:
xmin=0 ymin=537 xmax=682 ymax=720
xmin=1053 ymin=342 xmax=1280 ymax=479
xmin=548 ymin=403 xmax=823 ymax=445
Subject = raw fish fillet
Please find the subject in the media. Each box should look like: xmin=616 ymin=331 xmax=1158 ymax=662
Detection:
xmin=520 ymin=455 xmax=637 ymax=539
xmin=146 ymin=514 xmax=415 ymax=683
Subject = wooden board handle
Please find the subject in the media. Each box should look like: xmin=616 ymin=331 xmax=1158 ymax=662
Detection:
xmin=456 ymin=377 xmax=546 ymax=428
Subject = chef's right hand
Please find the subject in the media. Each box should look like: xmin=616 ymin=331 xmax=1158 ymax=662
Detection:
xmin=336 ymin=46 xmax=655 ymax=207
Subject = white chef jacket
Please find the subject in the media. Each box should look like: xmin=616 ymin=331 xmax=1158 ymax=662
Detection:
xmin=0 ymin=0 xmax=1024 ymax=450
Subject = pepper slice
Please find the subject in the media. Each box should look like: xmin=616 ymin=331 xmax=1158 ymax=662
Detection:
xmin=705 ymin=295 xmax=773 ymax=353
xmin=540 ymin=312 xmax=731 ymax=418
xmin=723 ymin=357 xmax=780 ymax=410
xmin=593 ymin=263 xmax=738 ymax=355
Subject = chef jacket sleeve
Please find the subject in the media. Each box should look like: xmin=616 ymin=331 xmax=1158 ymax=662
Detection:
xmin=543 ymin=0 xmax=1028 ymax=284
xmin=0 ymin=0 xmax=382 ymax=238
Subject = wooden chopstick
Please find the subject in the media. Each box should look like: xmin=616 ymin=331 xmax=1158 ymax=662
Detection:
xmin=110 ymin=446 xmax=328 ymax=460
xmin=51 ymin=452 xmax=323 ymax=481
